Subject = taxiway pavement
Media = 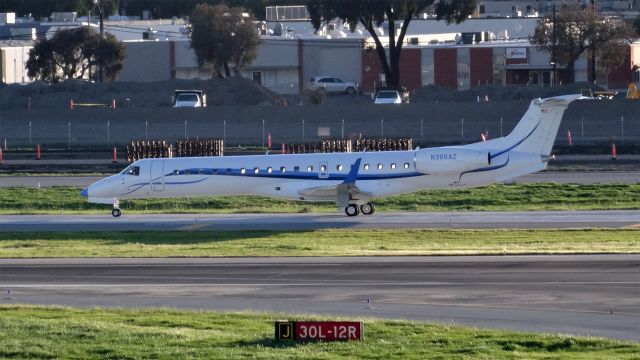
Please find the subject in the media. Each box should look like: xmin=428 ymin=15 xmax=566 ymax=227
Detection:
xmin=1 ymin=210 xmax=639 ymax=231
xmin=1 ymin=255 xmax=638 ymax=341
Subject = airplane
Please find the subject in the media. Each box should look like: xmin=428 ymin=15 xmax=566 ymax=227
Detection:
xmin=81 ymin=94 xmax=584 ymax=217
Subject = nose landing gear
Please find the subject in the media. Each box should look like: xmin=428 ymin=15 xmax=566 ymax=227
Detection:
xmin=344 ymin=202 xmax=375 ymax=216
xmin=112 ymin=199 xmax=121 ymax=217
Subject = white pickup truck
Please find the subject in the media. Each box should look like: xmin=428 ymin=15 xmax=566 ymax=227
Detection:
xmin=172 ymin=90 xmax=207 ymax=108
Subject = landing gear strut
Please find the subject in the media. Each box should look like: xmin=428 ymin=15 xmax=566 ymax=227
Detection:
xmin=112 ymin=199 xmax=121 ymax=217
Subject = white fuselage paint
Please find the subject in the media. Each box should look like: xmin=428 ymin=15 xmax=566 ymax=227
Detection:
xmin=83 ymin=94 xmax=584 ymax=212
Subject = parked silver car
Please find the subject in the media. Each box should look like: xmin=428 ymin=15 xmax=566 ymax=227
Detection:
xmin=373 ymin=90 xmax=402 ymax=104
xmin=308 ymin=76 xmax=358 ymax=95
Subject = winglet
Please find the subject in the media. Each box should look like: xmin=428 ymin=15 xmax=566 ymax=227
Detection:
xmin=343 ymin=158 xmax=362 ymax=184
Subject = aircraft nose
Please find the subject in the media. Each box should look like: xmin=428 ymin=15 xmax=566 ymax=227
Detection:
xmin=80 ymin=187 xmax=88 ymax=198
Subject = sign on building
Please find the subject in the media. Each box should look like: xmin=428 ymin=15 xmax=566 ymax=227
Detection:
xmin=506 ymin=48 xmax=527 ymax=59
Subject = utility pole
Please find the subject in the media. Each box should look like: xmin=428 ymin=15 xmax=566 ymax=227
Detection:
xmin=590 ymin=0 xmax=597 ymax=83
xmin=551 ymin=4 xmax=557 ymax=86
xmin=96 ymin=0 xmax=104 ymax=82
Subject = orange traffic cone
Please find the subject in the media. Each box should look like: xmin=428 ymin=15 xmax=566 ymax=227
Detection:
xmin=36 ymin=144 xmax=41 ymax=160
xmin=0 ymin=147 xmax=3 ymax=164
xmin=112 ymin=146 xmax=118 ymax=163
xmin=611 ymin=143 xmax=617 ymax=160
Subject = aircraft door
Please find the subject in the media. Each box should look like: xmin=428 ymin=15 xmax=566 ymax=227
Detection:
xmin=319 ymin=161 xmax=329 ymax=179
xmin=150 ymin=160 xmax=165 ymax=191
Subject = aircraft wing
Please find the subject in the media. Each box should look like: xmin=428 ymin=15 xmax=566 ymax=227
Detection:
xmin=297 ymin=158 xmax=370 ymax=208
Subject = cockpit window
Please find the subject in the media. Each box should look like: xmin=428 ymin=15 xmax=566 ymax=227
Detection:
xmin=122 ymin=165 xmax=140 ymax=176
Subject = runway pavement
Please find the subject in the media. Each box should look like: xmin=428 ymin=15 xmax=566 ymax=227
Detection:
xmin=1 ymin=210 xmax=639 ymax=231
xmin=0 ymin=171 xmax=639 ymax=188
xmin=1 ymin=255 xmax=638 ymax=341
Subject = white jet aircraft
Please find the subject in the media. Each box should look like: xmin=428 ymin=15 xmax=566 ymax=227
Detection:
xmin=82 ymin=94 xmax=583 ymax=217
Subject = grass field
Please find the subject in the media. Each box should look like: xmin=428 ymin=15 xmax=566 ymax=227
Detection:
xmin=1 ymin=306 xmax=638 ymax=359
xmin=1 ymin=229 xmax=638 ymax=257
xmin=0 ymin=183 xmax=639 ymax=214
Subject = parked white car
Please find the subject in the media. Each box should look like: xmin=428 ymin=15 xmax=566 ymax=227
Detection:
xmin=172 ymin=90 xmax=206 ymax=108
xmin=308 ymin=76 xmax=358 ymax=95
xmin=373 ymin=90 xmax=402 ymax=104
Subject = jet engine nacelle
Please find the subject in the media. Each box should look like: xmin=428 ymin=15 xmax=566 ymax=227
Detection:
xmin=415 ymin=147 xmax=491 ymax=175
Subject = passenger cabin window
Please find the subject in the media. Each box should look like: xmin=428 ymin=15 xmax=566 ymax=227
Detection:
xmin=254 ymin=167 xmax=259 ymax=174
xmin=124 ymin=166 xmax=140 ymax=176
xmin=226 ymin=168 xmax=232 ymax=174
xmin=320 ymin=165 xmax=326 ymax=172
xmin=267 ymin=167 xmax=273 ymax=173
xmin=173 ymin=169 xmax=179 ymax=175
xmin=391 ymin=163 xmax=396 ymax=169
xmin=307 ymin=165 xmax=313 ymax=172
xmin=377 ymin=163 xmax=383 ymax=170
xmin=294 ymin=166 xmax=300 ymax=172
xmin=280 ymin=166 xmax=287 ymax=173
xmin=363 ymin=164 xmax=370 ymax=170
xmin=404 ymin=162 xmax=410 ymax=169
xmin=241 ymin=168 xmax=246 ymax=174
xmin=336 ymin=164 xmax=343 ymax=171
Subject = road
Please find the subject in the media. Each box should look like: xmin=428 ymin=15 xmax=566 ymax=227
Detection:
xmin=0 ymin=210 xmax=638 ymax=231
xmin=0 ymin=171 xmax=639 ymax=188
xmin=1 ymin=255 xmax=638 ymax=341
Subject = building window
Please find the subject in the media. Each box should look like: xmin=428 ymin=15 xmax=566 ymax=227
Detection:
xmin=252 ymin=71 xmax=262 ymax=85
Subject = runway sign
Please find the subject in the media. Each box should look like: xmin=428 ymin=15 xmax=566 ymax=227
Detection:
xmin=275 ymin=321 xmax=363 ymax=341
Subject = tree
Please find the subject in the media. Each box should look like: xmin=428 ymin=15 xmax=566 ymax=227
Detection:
xmin=532 ymin=4 xmax=636 ymax=83
xmin=26 ymin=26 xmax=125 ymax=83
xmin=190 ymin=3 xmax=260 ymax=78
xmin=307 ymin=0 xmax=477 ymax=89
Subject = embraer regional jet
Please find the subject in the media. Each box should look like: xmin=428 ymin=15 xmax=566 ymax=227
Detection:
xmin=82 ymin=94 xmax=583 ymax=217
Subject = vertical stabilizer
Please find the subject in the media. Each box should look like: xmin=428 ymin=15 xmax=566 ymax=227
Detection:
xmin=503 ymin=94 xmax=581 ymax=156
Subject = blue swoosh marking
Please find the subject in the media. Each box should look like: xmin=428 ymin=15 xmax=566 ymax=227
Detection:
xmin=490 ymin=120 xmax=540 ymax=159
xmin=459 ymin=156 xmax=510 ymax=181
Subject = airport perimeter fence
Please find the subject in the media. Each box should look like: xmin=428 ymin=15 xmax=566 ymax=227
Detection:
xmin=0 ymin=101 xmax=638 ymax=150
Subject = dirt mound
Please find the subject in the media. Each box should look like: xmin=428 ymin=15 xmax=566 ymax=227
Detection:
xmin=411 ymin=82 xmax=603 ymax=103
xmin=0 ymin=76 xmax=284 ymax=110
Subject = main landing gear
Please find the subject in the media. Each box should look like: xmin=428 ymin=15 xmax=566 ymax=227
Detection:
xmin=112 ymin=199 xmax=121 ymax=217
xmin=344 ymin=203 xmax=375 ymax=217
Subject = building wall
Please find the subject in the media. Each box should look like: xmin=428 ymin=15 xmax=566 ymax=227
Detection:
xmin=398 ymin=48 xmax=422 ymax=91
xmin=434 ymin=48 xmax=458 ymax=89
xmin=607 ymin=46 xmax=632 ymax=89
xmin=470 ymin=47 xmax=493 ymax=86
xmin=302 ymin=38 xmax=362 ymax=90
xmin=0 ymin=45 xmax=31 ymax=84
xmin=118 ymin=41 xmax=171 ymax=82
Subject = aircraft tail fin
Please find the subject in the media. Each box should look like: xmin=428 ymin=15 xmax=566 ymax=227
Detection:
xmin=500 ymin=94 xmax=582 ymax=157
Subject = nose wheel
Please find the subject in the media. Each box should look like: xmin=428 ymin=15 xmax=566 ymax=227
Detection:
xmin=112 ymin=199 xmax=121 ymax=217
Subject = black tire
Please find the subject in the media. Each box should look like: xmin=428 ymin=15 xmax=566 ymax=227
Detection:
xmin=360 ymin=203 xmax=375 ymax=215
xmin=112 ymin=208 xmax=121 ymax=217
xmin=345 ymin=204 xmax=359 ymax=217
xmin=345 ymin=87 xmax=356 ymax=95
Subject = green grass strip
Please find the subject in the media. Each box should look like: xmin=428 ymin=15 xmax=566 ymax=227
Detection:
xmin=0 ymin=305 xmax=637 ymax=359
xmin=0 ymin=183 xmax=639 ymax=214
xmin=0 ymin=229 xmax=638 ymax=258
